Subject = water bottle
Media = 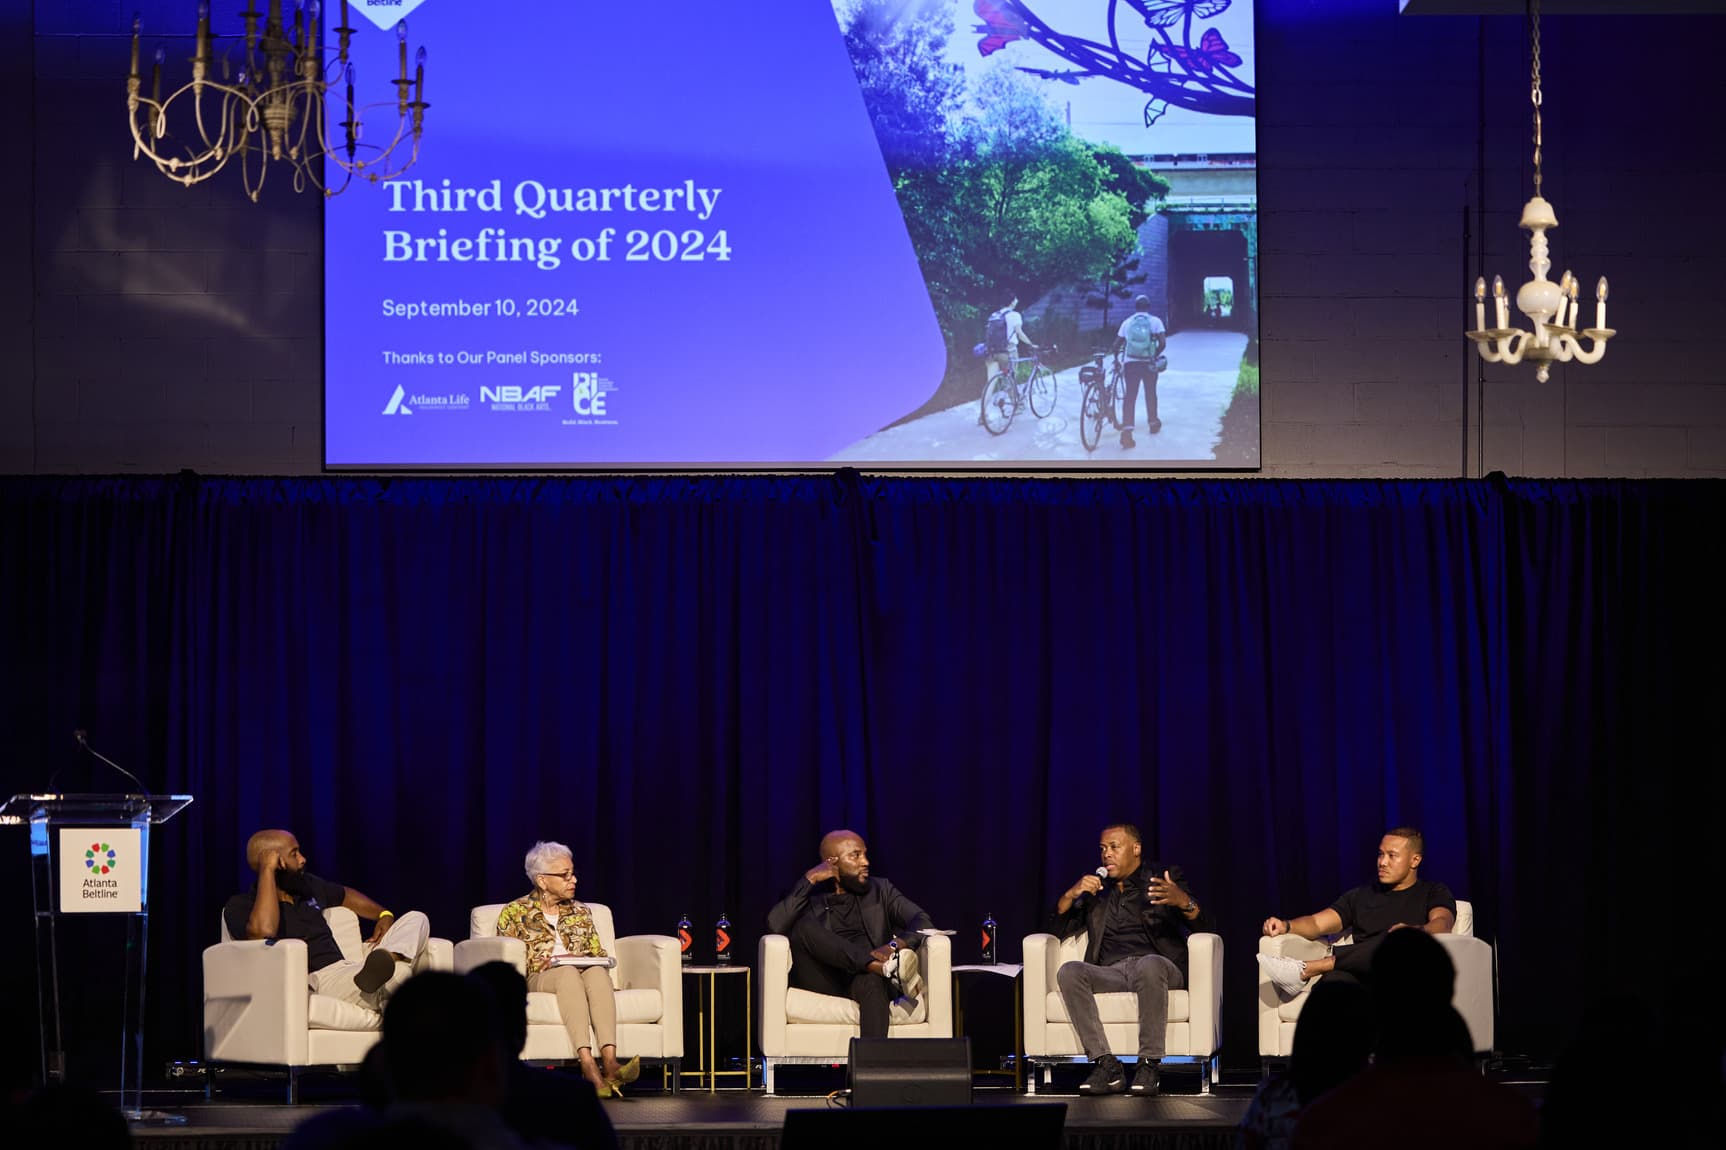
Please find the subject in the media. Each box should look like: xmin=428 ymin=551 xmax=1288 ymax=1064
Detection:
xmin=715 ymin=912 xmax=733 ymax=966
xmin=981 ymin=912 xmax=998 ymax=965
xmin=677 ymin=913 xmax=693 ymax=966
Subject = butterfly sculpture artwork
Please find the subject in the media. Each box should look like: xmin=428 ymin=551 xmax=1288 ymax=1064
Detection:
xmin=970 ymin=0 xmax=1255 ymax=121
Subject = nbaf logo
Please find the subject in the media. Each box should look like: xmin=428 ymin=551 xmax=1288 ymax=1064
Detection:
xmin=572 ymin=372 xmax=608 ymax=416
xmin=480 ymin=384 xmax=560 ymax=404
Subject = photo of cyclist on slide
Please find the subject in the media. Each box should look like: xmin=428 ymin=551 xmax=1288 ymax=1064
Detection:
xmin=1112 ymin=296 xmax=1167 ymax=449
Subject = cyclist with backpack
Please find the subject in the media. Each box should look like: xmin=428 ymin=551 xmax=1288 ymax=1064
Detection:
xmin=1112 ymin=295 xmax=1167 ymax=449
xmin=982 ymin=297 xmax=1038 ymax=404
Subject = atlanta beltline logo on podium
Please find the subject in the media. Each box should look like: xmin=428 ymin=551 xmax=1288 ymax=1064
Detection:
xmin=83 ymin=841 xmax=123 ymax=900
xmin=86 ymin=842 xmax=117 ymax=875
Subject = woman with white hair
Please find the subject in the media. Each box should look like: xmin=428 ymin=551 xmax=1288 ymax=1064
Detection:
xmin=495 ymin=839 xmax=640 ymax=1096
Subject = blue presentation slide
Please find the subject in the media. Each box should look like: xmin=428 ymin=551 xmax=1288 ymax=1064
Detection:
xmin=324 ymin=1 xmax=1259 ymax=469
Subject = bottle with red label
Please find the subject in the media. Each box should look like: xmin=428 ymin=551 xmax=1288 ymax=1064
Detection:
xmin=981 ymin=912 xmax=997 ymax=964
xmin=677 ymin=914 xmax=693 ymax=966
xmin=715 ymin=911 xmax=733 ymax=966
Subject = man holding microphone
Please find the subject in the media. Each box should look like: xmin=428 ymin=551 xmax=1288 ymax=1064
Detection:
xmin=1052 ymin=823 xmax=1212 ymax=1097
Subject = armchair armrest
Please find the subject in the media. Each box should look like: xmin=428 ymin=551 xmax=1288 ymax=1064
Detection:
xmin=1184 ymin=933 xmax=1224 ymax=1056
xmin=454 ymin=935 xmax=527 ymax=976
xmin=758 ymin=933 xmax=791 ymax=1056
xmin=203 ymin=939 xmax=312 ymax=1066
xmin=421 ymin=938 xmax=454 ymax=973
xmin=1257 ymin=934 xmax=1332 ymax=962
xmin=1437 ymin=933 xmax=1494 ymax=1053
xmin=917 ymin=932 xmax=953 ymax=1037
xmin=616 ymin=934 xmax=684 ymax=1058
xmin=1021 ymin=933 xmax=1062 ymax=1055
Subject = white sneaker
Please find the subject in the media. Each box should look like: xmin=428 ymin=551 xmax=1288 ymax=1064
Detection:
xmin=1257 ymin=953 xmax=1307 ymax=998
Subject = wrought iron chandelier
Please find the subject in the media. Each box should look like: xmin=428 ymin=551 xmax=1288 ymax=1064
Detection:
xmin=1466 ymin=0 xmax=1612 ymax=382
xmin=125 ymin=1 xmax=428 ymax=200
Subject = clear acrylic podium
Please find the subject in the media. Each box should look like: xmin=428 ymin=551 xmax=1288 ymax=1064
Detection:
xmin=0 ymin=792 xmax=192 ymax=1120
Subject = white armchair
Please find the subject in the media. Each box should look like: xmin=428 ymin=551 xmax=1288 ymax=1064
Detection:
xmin=202 ymin=905 xmax=454 ymax=1102
xmin=454 ymin=902 xmax=683 ymax=1076
xmin=758 ymin=931 xmax=952 ymax=1095
xmin=1022 ymin=930 xmax=1224 ymax=1094
xmin=1257 ymin=898 xmax=1494 ymax=1066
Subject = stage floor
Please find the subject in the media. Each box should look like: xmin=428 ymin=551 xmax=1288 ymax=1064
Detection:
xmin=129 ymin=1087 xmax=1255 ymax=1150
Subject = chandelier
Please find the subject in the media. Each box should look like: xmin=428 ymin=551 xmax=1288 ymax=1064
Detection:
xmin=125 ymin=1 xmax=428 ymax=200
xmin=1465 ymin=0 xmax=1612 ymax=383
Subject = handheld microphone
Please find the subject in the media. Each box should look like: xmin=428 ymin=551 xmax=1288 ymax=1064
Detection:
xmin=73 ymin=729 xmax=151 ymax=794
xmin=1094 ymin=867 xmax=1109 ymax=880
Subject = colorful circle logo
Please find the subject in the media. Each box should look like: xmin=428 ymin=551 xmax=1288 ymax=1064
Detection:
xmin=85 ymin=842 xmax=117 ymax=874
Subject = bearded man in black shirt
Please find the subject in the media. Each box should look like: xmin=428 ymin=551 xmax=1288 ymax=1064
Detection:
xmin=766 ymin=829 xmax=934 ymax=1038
xmin=223 ymin=828 xmax=430 ymax=1010
xmin=1257 ymin=827 xmax=1457 ymax=998
xmin=1052 ymin=823 xmax=1213 ymax=1097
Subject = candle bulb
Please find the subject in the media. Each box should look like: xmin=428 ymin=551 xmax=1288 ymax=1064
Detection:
xmin=341 ymin=0 xmax=348 ymax=29
xmin=1596 ymin=276 xmax=1608 ymax=330
xmin=197 ymin=2 xmax=209 ymax=61
xmin=1567 ymin=278 xmax=1581 ymax=329
xmin=308 ymin=2 xmax=319 ymax=57
xmin=130 ymin=14 xmax=141 ymax=77
xmin=344 ymin=63 xmax=357 ymax=153
xmin=294 ymin=0 xmax=305 ymax=52
xmin=414 ymin=45 xmax=426 ymax=106
xmin=1492 ymin=275 xmax=1507 ymax=329
xmin=1473 ymin=276 xmax=1486 ymax=332
xmin=396 ymin=20 xmax=408 ymax=81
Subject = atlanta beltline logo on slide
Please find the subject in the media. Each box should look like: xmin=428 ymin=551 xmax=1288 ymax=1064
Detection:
xmin=352 ymin=0 xmax=434 ymax=32
xmin=85 ymin=842 xmax=117 ymax=874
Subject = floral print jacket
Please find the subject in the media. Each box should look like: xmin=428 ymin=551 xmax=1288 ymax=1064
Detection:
xmin=495 ymin=894 xmax=608 ymax=975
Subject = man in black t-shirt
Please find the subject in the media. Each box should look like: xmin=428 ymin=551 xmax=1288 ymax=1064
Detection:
xmin=224 ymin=828 xmax=431 ymax=1010
xmin=1257 ymin=827 xmax=1456 ymax=997
xmin=1051 ymin=823 xmax=1213 ymax=1097
xmin=765 ymin=829 xmax=934 ymax=1038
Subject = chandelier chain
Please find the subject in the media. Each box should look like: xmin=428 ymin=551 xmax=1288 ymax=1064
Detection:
xmin=1529 ymin=0 xmax=1543 ymax=193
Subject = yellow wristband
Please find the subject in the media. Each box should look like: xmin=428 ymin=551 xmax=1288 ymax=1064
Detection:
xmin=377 ymin=910 xmax=395 ymax=920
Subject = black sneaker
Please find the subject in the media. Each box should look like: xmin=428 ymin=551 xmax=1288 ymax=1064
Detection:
xmin=1120 ymin=429 xmax=1136 ymax=449
xmin=1078 ymin=1054 xmax=1126 ymax=1095
xmin=1129 ymin=1061 xmax=1160 ymax=1096
xmin=1146 ymin=418 xmax=1163 ymax=434
xmin=354 ymin=948 xmax=397 ymax=995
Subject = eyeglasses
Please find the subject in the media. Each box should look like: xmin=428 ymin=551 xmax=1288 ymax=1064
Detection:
xmin=539 ymin=871 xmax=575 ymax=881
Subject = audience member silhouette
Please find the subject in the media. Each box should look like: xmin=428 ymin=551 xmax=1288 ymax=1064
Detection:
xmin=288 ymin=971 xmax=526 ymax=1150
xmin=1293 ymin=930 xmax=1537 ymax=1149
xmin=465 ymin=960 xmax=619 ymax=1150
xmin=291 ymin=965 xmax=619 ymax=1150
xmin=1238 ymin=979 xmax=1375 ymax=1149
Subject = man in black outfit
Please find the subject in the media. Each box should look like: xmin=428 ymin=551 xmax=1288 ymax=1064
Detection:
xmin=1257 ymin=826 xmax=1457 ymax=996
xmin=766 ymin=829 xmax=934 ymax=1038
xmin=1053 ymin=823 xmax=1213 ymax=1097
xmin=224 ymin=828 xmax=430 ymax=1009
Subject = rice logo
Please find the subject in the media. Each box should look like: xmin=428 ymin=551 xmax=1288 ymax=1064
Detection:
xmin=572 ymin=372 xmax=608 ymax=416
xmin=85 ymin=842 xmax=118 ymax=875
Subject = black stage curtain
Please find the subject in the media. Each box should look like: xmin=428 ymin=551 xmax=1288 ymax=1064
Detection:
xmin=0 ymin=475 xmax=1719 ymax=1080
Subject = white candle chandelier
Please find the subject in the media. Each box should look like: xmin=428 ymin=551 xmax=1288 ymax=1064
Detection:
xmin=1466 ymin=0 xmax=1612 ymax=382
xmin=125 ymin=1 xmax=428 ymax=200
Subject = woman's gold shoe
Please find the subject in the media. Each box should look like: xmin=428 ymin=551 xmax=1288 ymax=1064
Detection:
xmin=616 ymin=1056 xmax=642 ymax=1085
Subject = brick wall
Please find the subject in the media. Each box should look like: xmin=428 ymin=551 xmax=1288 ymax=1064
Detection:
xmin=8 ymin=1 xmax=1724 ymax=476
